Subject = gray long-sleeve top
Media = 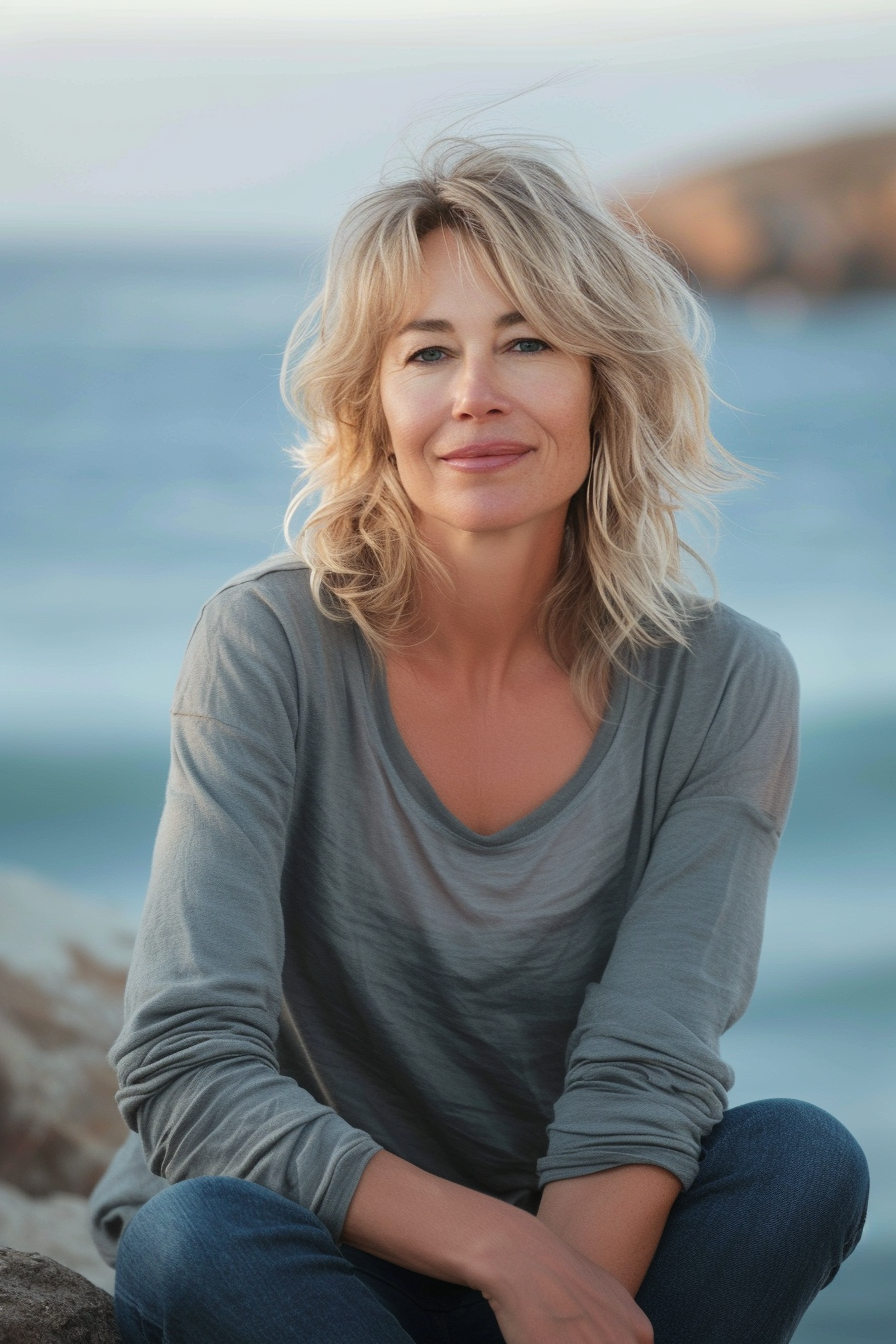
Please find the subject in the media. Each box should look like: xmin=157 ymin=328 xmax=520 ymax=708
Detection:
xmin=104 ymin=556 xmax=798 ymax=1251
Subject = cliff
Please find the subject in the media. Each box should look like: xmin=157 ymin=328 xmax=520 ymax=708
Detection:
xmin=631 ymin=126 xmax=896 ymax=293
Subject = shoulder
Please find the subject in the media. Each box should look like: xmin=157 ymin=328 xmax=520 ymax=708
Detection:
xmin=690 ymin=599 xmax=792 ymax=661
xmin=200 ymin=553 xmax=315 ymax=626
xmin=189 ymin=554 xmax=346 ymax=658
xmin=646 ymin=599 xmax=799 ymax=710
xmin=173 ymin=555 xmax=355 ymax=721
xmin=634 ymin=601 xmax=800 ymax=804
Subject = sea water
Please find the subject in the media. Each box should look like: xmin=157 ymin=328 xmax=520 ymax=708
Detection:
xmin=1 ymin=248 xmax=894 ymax=1339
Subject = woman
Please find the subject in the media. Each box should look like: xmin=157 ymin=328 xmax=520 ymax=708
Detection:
xmin=91 ymin=137 xmax=868 ymax=1344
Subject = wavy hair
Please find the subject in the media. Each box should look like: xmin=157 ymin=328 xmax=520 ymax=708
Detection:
xmin=282 ymin=135 xmax=742 ymax=721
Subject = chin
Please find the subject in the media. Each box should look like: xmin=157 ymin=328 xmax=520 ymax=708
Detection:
xmin=429 ymin=506 xmax=547 ymax=536
xmin=412 ymin=478 xmax=574 ymax=538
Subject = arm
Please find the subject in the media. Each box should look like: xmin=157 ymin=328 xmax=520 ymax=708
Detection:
xmin=343 ymin=1135 xmax=676 ymax=1314
xmin=343 ymin=1149 xmax=653 ymax=1344
xmin=111 ymin=581 xmax=382 ymax=1239
xmin=538 ymin=1166 xmax=681 ymax=1296
xmin=540 ymin=623 xmax=799 ymax=1202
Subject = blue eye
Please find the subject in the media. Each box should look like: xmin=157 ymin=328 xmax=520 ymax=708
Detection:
xmin=411 ymin=346 xmax=446 ymax=363
xmin=512 ymin=339 xmax=548 ymax=353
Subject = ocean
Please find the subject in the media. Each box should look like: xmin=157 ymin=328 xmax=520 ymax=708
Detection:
xmin=1 ymin=246 xmax=894 ymax=1339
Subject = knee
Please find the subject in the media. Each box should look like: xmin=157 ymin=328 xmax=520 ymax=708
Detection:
xmin=719 ymin=1099 xmax=869 ymax=1249
xmin=117 ymin=1176 xmax=326 ymax=1312
xmin=745 ymin=1099 xmax=867 ymax=1199
xmin=118 ymin=1178 xmax=243 ymax=1299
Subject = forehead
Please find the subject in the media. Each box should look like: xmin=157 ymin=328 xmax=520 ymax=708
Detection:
xmin=395 ymin=228 xmax=513 ymax=322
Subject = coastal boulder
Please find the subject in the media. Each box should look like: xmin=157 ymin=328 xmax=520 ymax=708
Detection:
xmin=0 ymin=1183 xmax=114 ymax=1293
xmin=0 ymin=869 xmax=135 ymax=1200
xmin=0 ymin=1246 xmax=119 ymax=1343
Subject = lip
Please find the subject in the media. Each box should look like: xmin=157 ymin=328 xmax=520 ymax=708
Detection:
xmin=438 ymin=441 xmax=534 ymax=473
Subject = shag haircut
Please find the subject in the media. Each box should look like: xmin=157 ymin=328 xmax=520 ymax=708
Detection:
xmin=282 ymin=136 xmax=739 ymax=722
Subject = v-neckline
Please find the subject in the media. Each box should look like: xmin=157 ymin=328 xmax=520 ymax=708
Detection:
xmin=354 ymin=626 xmax=630 ymax=848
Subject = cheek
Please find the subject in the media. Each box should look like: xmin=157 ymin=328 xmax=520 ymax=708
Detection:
xmin=380 ymin=381 xmax=438 ymax=466
xmin=539 ymin=369 xmax=594 ymax=472
xmin=378 ymin=385 xmax=437 ymax=508
xmin=570 ymin=367 xmax=595 ymax=464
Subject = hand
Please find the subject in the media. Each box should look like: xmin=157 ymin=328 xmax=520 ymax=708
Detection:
xmin=478 ymin=1220 xmax=653 ymax=1344
xmin=342 ymin=1150 xmax=653 ymax=1342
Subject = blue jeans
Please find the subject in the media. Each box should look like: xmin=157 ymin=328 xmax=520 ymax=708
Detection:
xmin=115 ymin=1099 xmax=868 ymax=1344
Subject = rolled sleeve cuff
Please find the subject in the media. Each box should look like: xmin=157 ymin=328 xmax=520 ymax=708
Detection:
xmin=538 ymin=986 xmax=732 ymax=1193
xmin=312 ymin=1133 xmax=384 ymax=1242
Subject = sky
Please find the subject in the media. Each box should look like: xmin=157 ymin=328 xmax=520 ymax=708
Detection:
xmin=1 ymin=2 xmax=894 ymax=239
xmin=4 ymin=0 xmax=896 ymax=39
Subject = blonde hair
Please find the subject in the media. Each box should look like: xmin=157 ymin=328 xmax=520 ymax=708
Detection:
xmin=282 ymin=135 xmax=740 ymax=721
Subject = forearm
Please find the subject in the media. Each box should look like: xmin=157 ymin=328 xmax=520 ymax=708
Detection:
xmin=538 ymin=1165 xmax=682 ymax=1295
xmin=342 ymin=1150 xmax=654 ymax=1344
xmin=341 ymin=1148 xmax=537 ymax=1290
xmin=121 ymin=1058 xmax=381 ymax=1238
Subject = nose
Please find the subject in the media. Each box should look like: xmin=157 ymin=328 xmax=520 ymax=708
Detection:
xmin=451 ymin=355 xmax=512 ymax=421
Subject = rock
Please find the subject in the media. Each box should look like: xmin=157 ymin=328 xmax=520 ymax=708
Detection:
xmin=0 ymin=1184 xmax=114 ymax=1294
xmin=630 ymin=125 xmax=896 ymax=293
xmin=0 ymin=870 xmax=136 ymax=1200
xmin=0 ymin=1246 xmax=119 ymax=1343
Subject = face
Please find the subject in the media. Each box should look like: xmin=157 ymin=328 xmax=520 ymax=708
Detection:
xmin=378 ymin=229 xmax=594 ymax=542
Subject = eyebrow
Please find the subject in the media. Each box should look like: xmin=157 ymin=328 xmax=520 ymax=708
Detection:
xmin=395 ymin=310 xmax=527 ymax=338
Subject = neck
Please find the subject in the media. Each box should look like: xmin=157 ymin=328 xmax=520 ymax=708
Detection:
xmin=412 ymin=508 xmax=567 ymax=676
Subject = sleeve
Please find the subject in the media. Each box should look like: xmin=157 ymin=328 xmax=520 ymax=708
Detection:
xmin=110 ymin=581 xmax=382 ymax=1240
xmin=537 ymin=623 xmax=799 ymax=1192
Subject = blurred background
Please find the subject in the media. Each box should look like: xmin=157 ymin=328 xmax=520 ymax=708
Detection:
xmin=0 ymin=2 xmax=894 ymax=1336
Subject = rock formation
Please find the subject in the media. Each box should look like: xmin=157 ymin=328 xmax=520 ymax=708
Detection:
xmin=631 ymin=125 xmax=896 ymax=293
xmin=0 ymin=1185 xmax=113 ymax=1294
xmin=0 ymin=1247 xmax=119 ymax=1343
xmin=0 ymin=869 xmax=136 ymax=1290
